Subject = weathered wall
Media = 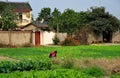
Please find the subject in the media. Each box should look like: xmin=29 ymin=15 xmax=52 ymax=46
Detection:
xmin=0 ymin=30 xmax=67 ymax=46
xmin=57 ymin=33 xmax=67 ymax=41
xmin=112 ymin=30 xmax=120 ymax=43
xmin=0 ymin=31 xmax=32 ymax=46
xmin=40 ymin=32 xmax=67 ymax=45
xmin=87 ymin=32 xmax=103 ymax=44
xmin=0 ymin=31 xmax=10 ymax=45
xmin=17 ymin=11 xmax=32 ymax=26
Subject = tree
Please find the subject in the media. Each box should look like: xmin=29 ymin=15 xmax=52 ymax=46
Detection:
xmin=0 ymin=2 xmax=7 ymax=14
xmin=78 ymin=11 xmax=89 ymax=28
xmin=87 ymin=7 xmax=120 ymax=34
xmin=37 ymin=7 xmax=51 ymax=23
xmin=49 ymin=8 xmax=61 ymax=32
xmin=0 ymin=2 xmax=7 ymax=28
xmin=86 ymin=6 xmax=120 ymax=42
xmin=60 ymin=9 xmax=79 ymax=35
xmin=0 ymin=6 xmax=17 ymax=30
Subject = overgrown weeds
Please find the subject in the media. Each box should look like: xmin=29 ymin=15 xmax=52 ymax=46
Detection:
xmin=51 ymin=56 xmax=120 ymax=76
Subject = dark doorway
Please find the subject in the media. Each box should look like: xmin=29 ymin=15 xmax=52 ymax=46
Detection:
xmin=35 ymin=31 xmax=40 ymax=46
xmin=103 ymin=31 xmax=112 ymax=42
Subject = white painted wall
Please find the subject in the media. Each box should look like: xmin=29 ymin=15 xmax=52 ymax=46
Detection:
xmin=41 ymin=31 xmax=55 ymax=45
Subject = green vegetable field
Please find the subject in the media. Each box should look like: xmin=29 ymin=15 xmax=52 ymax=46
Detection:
xmin=0 ymin=45 xmax=120 ymax=78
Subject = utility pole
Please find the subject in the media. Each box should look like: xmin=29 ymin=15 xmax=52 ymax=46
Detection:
xmin=57 ymin=23 xmax=59 ymax=35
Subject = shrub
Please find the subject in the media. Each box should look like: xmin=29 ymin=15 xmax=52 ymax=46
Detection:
xmin=61 ymin=37 xmax=79 ymax=46
xmin=52 ymin=35 xmax=60 ymax=45
xmin=84 ymin=66 xmax=105 ymax=77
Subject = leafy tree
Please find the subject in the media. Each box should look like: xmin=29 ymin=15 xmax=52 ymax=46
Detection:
xmin=60 ymin=9 xmax=79 ymax=35
xmin=0 ymin=2 xmax=7 ymax=14
xmin=87 ymin=7 xmax=120 ymax=34
xmin=37 ymin=7 xmax=51 ymax=23
xmin=82 ymin=6 xmax=120 ymax=42
xmin=0 ymin=2 xmax=7 ymax=28
xmin=49 ymin=8 xmax=61 ymax=32
xmin=0 ymin=6 xmax=17 ymax=30
xmin=78 ymin=11 xmax=89 ymax=28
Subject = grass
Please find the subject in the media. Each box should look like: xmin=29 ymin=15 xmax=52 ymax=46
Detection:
xmin=0 ymin=45 xmax=120 ymax=77
xmin=0 ymin=45 xmax=120 ymax=59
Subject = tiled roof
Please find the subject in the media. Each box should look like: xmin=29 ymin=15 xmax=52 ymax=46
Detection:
xmin=23 ymin=21 xmax=49 ymax=28
xmin=22 ymin=21 xmax=49 ymax=30
xmin=32 ymin=21 xmax=48 ymax=28
xmin=0 ymin=1 xmax=32 ymax=12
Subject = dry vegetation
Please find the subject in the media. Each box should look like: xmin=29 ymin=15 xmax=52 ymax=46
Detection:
xmin=0 ymin=56 xmax=19 ymax=62
xmin=52 ymin=57 xmax=120 ymax=75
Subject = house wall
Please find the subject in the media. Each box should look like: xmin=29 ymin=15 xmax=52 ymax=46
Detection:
xmin=57 ymin=33 xmax=67 ymax=42
xmin=87 ymin=30 xmax=120 ymax=44
xmin=0 ymin=31 xmax=10 ymax=45
xmin=112 ymin=30 xmax=120 ymax=43
xmin=40 ymin=31 xmax=55 ymax=45
xmin=17 ymin=11 xmax=32 ymax=26
xmin=0 ymin=30 xmax=67 ymax=46
xmin=0 ymin=31 xmax=33 ymax=46
xmin=87 ymin=32 xmax=103 ymax=44
xmin=40 ymin=31 xmax=67 ymax=45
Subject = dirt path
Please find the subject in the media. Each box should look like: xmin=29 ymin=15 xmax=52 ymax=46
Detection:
xmin=91 ymin=43 xmax=120 ymax=46
xmin=0 ymin=56 xmax=19 ymax=61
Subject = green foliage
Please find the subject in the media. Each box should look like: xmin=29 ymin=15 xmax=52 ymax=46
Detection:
xmin=37 ymin=7 xmax=51 ymax=23
xmin=84 ymin=66 xmax=105 ymax=77
xmin=0 ymin=6 xmax=17 ymax=30
xmin=60 ymin=9 xmax=80 ymax=35
xmin=52 ymin=35 xmax=60 ymax=45
xmin=87 ymin=7 xmax=120 ymax=34
xmin=0 ymin=46 xmax=120 ymax=77
xmin=0 ymin=69 xmax=94 ymax=78
xmin=0 ymin=45 xmax=120 ymax=59
xmin=49 ymin=8 xmax=61 ymax=32
xmin=0 ymin=61 xmax=15 ymax=73
xmin=0 ymin=60 xmax=51 ymax=73
xmin=0 ymin=2 xmax=7 ymax=14
xmin=37 ymin=7 xmax=120 ymax=38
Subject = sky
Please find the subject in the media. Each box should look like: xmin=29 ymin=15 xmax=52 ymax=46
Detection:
xmin=0 ymin=0 xmax=120 ymax=20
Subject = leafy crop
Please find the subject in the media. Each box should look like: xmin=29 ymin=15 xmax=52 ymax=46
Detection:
xmin=0 ymin=60 xmax=51 ymax=73
xmin=84 ymin=66 xmax=105 ymax=77
xmin=0 ymin=45 xmax=120 ymax=77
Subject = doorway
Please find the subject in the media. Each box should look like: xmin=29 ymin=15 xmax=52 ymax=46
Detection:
xmin=103 ymin=31 xmax=112 ymax=43
xmin=35 ymin=31 xmax=40 ymax=46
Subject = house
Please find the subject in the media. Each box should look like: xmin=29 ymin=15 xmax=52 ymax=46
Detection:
xmin=0 ymin=2 xmax=67 ymax=46
xmin=22 ymin=21 xmax=55 ymax=46
xmin=0 ymin=1 xmax=32 ymax=27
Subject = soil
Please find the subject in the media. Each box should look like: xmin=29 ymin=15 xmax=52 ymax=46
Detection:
xmin=0 ymin=56 xmax=18 ymax=61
